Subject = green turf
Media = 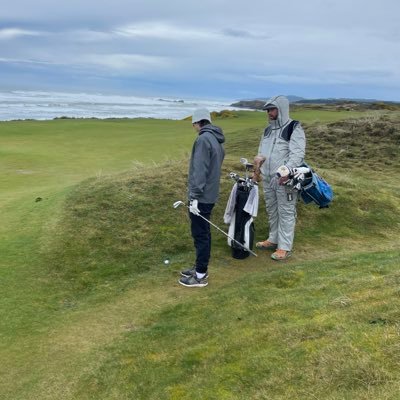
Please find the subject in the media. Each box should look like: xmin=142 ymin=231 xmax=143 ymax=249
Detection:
xmin=1 ymin=108 xmax=400 ymax=399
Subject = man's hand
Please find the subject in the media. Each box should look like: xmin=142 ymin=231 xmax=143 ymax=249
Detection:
xmin=276 ymin=165 xmax=293 ymax=185
xmin=189 ymin=199 xmax=200 ymax=216
xmin=278 ymin=176 xmax=290 ymax=185
xmin=276 ymin=165 xmax=293 ymax=178
xmin=254 ymin=155 xmax=266 ymax=167
xmin=252 ymin=155 xmax=266 ymax=182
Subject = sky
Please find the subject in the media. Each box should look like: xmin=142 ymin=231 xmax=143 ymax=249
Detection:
xmin=1 ymin=0 xmax=399 ymax=101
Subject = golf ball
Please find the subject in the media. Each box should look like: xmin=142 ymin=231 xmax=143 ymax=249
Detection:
xmin=164 ymin=259 xmax=170 ymax=265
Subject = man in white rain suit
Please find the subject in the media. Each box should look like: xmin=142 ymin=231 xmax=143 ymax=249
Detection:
xmin=254 ymin=95 xmax=306 ymax=260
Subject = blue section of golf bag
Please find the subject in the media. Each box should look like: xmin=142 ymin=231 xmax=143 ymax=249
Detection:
xmin=300 ymin=170 xmax=333 ymax=208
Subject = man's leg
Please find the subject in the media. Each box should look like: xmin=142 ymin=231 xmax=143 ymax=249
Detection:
xmin=190 ymin=203 xmax=214 ymax=274
xmin=276 ymin=186 xmax=298 ymax=251
xmin=263 ymin=185 xmax=279 ymax=244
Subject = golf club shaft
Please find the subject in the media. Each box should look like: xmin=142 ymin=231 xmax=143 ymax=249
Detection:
xmin=198 ymin=213 xmax=258 ymax=257
xmin=181 ymin=203 xmax=257 ymax=257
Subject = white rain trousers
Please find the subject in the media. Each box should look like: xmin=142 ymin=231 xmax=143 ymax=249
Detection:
xmin=263 ymin=183 xmax=298 ymax=251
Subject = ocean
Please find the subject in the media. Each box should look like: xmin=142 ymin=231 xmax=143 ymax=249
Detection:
xmin=0 ymin=90 xmax=239 ymax=121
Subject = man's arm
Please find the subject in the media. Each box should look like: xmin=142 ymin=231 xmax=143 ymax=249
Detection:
xmin=189 ymin=136 xmax=211 ymax=199
xmin=286 ymin=124 xmax=306 ymax=169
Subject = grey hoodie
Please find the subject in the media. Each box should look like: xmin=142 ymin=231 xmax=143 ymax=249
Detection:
xmin=258 ymin=95 xmax=306 ymax=180
xmin=188 ymin=124 xmax=225 ymax=203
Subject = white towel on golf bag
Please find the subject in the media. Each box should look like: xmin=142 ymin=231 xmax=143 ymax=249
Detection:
xmin=223 ymin=184 xmax=259 ymax=224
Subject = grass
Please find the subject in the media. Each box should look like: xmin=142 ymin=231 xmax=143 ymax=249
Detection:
xmin=1 ymin=108 xmax=400 ymax=399
xmin=73 ymin=251 xmax=400 ymax=400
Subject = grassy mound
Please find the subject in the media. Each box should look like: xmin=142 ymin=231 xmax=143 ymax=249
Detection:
xmin=42 ymin=161 xmax=194 ymax=295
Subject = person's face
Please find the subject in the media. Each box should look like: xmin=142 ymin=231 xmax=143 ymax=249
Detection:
xmin=266 ymin=108 xmax=278 ymax=120
xmin=192 ymin=122 xmax=201 ymax=132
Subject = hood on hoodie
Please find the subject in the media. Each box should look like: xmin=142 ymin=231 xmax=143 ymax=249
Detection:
xmin=263 ymin=95 xmax=290 ymax=127
xmin=199 ymin=124 xmax=225 ymax=144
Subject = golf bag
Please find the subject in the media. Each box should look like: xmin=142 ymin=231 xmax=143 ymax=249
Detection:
xmin=290 ymin=163 xmax=333 ymax=208
xmin=227 ymin=186 xmax=255 ymax=259
xmin=300 ymin=170 xmax=333 ymax=208
xmin=224 ymin=159 xmax=259 ymax=259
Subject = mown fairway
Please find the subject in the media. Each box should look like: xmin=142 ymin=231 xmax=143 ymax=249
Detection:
xmin=1 ymin=109 xmax=400 ymax=399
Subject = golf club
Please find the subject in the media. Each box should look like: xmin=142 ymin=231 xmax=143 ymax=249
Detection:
xmin=173 ymin=201 xmax=257 ymax=257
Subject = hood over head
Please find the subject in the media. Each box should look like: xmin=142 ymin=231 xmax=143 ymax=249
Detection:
xmin=263 ymin=95 xmax=290 ymax=126
xmin=200 ymin=124 xmax=225 ymax=144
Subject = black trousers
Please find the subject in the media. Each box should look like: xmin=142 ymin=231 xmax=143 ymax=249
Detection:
xmin=189 ymin=203 xmax=214 ymax=274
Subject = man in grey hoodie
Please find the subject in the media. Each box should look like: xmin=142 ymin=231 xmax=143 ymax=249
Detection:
xmin=254 ymin=95 xmax=306 ymax=260
xmin=179 ymin=108 xmax=225 ymax=287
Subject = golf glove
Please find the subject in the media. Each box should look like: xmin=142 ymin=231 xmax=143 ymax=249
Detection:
xmin=189 ymin=199 xmax=200 ymax=216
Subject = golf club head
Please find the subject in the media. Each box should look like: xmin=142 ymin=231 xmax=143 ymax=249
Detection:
xmin=240 ymin=158 xmax=248 ymax=165
xmin=293 ymin=167 xmax=311 ymax=174
xmin=173 ymin=201 xmax=185 ymax=209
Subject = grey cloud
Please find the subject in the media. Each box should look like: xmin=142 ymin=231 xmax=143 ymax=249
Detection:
xmin=0 ymin=28 xmax=43 ymax=39
xmin=81 ymin=53 xmax=174 ymax=73
xmin=329 ymin=69 xmax=396 ymax=79
xmin=220 ymin=28 xmax=269 ymax=40
xmin=3 ymin=0 xmax=396 ymax=34
xmin=0 ymin=57 xmax=56 ymax=65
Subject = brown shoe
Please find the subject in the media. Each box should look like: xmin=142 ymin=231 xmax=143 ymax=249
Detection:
xmin=256 ymin=240 xmax=277 ymax=250
xmin=271 ymin=249 xmax=292 ymax=261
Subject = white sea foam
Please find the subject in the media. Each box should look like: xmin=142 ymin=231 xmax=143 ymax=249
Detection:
xmin=0 ymin=90 xmax=240 ymax=121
